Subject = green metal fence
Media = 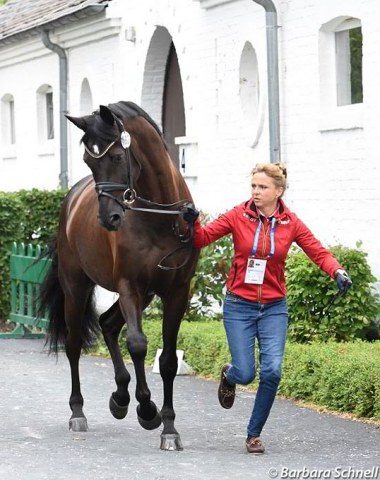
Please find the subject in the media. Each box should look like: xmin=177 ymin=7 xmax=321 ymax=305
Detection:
xmin=0 ymin=242 xmax=51 ymax=339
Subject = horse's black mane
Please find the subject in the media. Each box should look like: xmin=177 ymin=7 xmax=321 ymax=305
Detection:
xmin=108 ymin=101 xmax=163 ymax=140
xmin=84 ymin=101 xmax=165 ymax=149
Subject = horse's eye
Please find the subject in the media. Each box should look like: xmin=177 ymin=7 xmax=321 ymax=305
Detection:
xmin=112 ymin=155 xmax=123 ymax=164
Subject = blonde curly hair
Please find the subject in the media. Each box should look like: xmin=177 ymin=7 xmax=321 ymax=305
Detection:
xmin=251 ymin=162 xmax=287 ymax=197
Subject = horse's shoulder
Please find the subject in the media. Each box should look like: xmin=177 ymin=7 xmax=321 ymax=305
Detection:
xmin=65 ymin=176 xmax=95 ymax=219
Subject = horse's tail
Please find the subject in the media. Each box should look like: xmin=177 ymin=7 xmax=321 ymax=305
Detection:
xmin=38 ymin=237 xmax=66 ymax=354
xmin=38 ymin=237 xmax=99 ymax=355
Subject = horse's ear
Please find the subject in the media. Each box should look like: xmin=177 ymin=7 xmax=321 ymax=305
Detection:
xmin=66 ymin=115 xmax=88 ymax=132
xmin=99 ymin=105 xmax=115 ymax=126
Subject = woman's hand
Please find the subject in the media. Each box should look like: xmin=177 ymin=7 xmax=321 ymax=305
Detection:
xmin=335 ymin=269 xmax=352 ymax=295
xmin=182 ymin=204 xmax=199 ymax=223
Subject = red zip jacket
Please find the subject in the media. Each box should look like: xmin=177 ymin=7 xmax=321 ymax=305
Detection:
xmin=193 ymin=199 xmax=342 ymax=304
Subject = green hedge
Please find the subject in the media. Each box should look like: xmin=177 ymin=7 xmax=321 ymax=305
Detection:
xmin=281 ymin=341 xmax=380 ymax=419
xmin=286 ymin=244 xmax=380 ymax=342
xmin=0 ymin=189 xmax=66 ymax=319
xmin=95 ymin=320 xmax=380 ymax=421
xmin=1 ymin=192 xmax=379 ymax=344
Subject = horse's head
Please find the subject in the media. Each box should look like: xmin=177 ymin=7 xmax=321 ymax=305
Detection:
xmin=67 ymin=106 xmax=132 ymax=231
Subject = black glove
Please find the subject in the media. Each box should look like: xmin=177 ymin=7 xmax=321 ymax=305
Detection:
xmin=182 ymin=204 xmax=199 ymax=223
xmin=335 ymin=269 xmax=352 ymax=295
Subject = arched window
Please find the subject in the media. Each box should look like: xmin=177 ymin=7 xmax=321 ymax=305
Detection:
xmin=37 ymin=84 xmax=54 ymax=141
xmin=239 ymin=42 xmax=260 ymax=124
xmin=238 ymin=41 xmax=264 ymax=146
xmin=319 ymin=17 xmax=363 ymax=107
xmin=80 ymin=78 xmax=93 ymax=115
xmin=1 ymin=93 xmax=16 ymax=144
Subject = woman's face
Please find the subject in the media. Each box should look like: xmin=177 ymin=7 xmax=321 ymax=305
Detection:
xmin=251 ymin=172 xmax=283 ymax=210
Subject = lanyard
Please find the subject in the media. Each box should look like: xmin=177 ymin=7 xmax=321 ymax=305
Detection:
xmin=251 ymin=216 xmax=277 ymax=257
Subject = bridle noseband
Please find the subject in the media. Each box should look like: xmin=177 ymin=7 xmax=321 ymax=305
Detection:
xmin=84 ymin=114 xmax=195 ymax=271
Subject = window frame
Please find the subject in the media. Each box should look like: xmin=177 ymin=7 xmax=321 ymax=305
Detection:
xmin=1 ymin=94 xmax=16 ymax=145
xmin=45 ymin=91 xmax=54 ymax=140
xmin=318 ymin=16 xmax=364 ymax=132
xmin=335 ymin=19 xmax=363 ymax=107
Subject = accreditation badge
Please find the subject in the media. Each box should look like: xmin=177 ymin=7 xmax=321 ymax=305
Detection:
xmin=244 ymin=257 xmax=267 ymax=285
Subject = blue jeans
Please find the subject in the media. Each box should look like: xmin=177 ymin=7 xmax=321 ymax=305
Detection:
xmin=223 ymin=293 xmax=288 ymax=438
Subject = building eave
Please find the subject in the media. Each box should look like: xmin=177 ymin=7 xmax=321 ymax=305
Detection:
xmin=0 ymin=2 xmax=109 ymax=45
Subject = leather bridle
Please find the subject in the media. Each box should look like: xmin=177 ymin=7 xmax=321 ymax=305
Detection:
xmin=83 ymin=114 xmax=195 ymax=270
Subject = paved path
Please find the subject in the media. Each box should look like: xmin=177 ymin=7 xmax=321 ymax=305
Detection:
xmin=0 ymin=339 xmax=379 ymax=480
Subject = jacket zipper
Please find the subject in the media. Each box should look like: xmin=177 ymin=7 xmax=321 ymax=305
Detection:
xmin=257 ymin=222 xmax=269 ymax=303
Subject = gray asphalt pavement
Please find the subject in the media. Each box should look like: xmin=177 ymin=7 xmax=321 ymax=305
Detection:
xmin=0 ymin=339 xmax=379 ymax=480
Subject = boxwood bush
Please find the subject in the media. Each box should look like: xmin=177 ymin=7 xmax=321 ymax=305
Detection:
xmin=1 ymin=196 xmax=379 ymax=345
xmin=0 ymin=189 xmax=66 ymax=319
xmin=95 ymin=320 xmax=380 ymax=421
xmin=187 ymin=223 xmax=380 ymax=342
xmin=286 ymin=244 xmax=380 ymax=342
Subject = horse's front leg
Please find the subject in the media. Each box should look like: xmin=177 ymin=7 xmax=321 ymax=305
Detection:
xmin=99 ymin=300 xmax=131 ymax=420
xmin=159 ymin=287 xmax=189 ymax=451
xmin=118 ymin=287 xmax=162 ymax=431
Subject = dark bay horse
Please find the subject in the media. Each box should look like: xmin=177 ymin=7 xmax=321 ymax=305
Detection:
xmin=39 ymin=101 xmax=199 ymax=450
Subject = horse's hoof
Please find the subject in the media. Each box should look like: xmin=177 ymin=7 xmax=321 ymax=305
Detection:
xmin=69 ymin=417 xmax=88 ymax=432
xmin=160 ymin=433 xmax=183 ymax=451
xmin=136 ymin=404 xmax=162 ymax=430
xmin=109 ymin=395 xmax=129 ymax=420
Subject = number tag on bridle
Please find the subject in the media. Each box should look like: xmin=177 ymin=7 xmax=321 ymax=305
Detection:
xmin=121 ymin=131 xmax=131 ymax=149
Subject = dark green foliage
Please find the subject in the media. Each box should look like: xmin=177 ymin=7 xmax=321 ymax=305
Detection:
xmin=350 ymin=27 xmax=363 ymax=104
xmin=188 ymin=218 xmax=233 ymax=316
xmin=280 ymin=341 xmax=380 ymax=419
xmin=98 ymin=320 xmax=231 ymax=378
xmin=0 ymin=193 xmax=23 ymax=319
xmin=95 ymin=320 xmax=380 ymax=420
xmin=148 ymin=220 xmax=379 ymax=338
xmin=0 ymin=189 xmax=66 ymax=319
xmin=286 ymin=244 xmax=380 ymax=342
xmin=144 ymin=212 xmax=234 ymax=321
xmin=15 ymin=189 xmax=66 ymax=245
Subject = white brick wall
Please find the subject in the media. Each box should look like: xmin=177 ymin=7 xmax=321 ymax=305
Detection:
xmin=0 ymin=0 xmax=379 ymax=286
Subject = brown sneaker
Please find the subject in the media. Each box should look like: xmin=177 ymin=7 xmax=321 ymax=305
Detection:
xmin=246 ymin=436 xmax=265 ymax=454
xmin=218 ymin=364 xmax=236 ymax=409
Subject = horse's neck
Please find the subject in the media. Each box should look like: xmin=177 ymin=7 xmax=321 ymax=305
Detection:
xmin=129 ymin=117 xmax=190 ymax=203
xmin=136 ymin=152 xmax=186 ymax=203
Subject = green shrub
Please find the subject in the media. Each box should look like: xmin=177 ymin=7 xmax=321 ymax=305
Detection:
xmin=0 ymin=193 xmax=24 ymax=319
xmin=144 ymin=212 xmax=234 ymax=321
xmin=188 ymin=231 xmax=233 ymax=317
xmin=0 ymin=189 xmax=66 ymax=320
xmin=286 ymin=244 xmax=380 ymax=342
xmin=102 ymin=320 xmax=231 ymax=378
xmin=16 ymin=189 xmax=66 ymax=245
xmin=144 ymin=218 xmax=380 ymax=341
xmin=280 ymin=341 xmax=380 ymax=419
xmin=95 ymin=320 xmax=380 ymax=420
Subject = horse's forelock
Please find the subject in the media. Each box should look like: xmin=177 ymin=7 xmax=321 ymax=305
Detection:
xmin=81 ymin=112 xmax=118 ymax=147
xmin=81 ymin=102 xmax=167 ymax=152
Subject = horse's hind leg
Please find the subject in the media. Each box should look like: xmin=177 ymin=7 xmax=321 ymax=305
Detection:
xmin=65 ymin=295 xmax=92 ymax=432
xmin=99 ymin=301 xmax=131 ymax=419
xmin=159 ymin=287 xmax=189 ymax=451
xmin=62 ymin=274 xmax=98 ymax=432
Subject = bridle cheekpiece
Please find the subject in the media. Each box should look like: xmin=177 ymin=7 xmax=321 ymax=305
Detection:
xmin=84 ymin=112 xmax=196 ymax=270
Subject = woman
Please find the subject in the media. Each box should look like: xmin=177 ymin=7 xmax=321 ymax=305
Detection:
xmin=184 ymin=163 xmax=352 ymax=454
